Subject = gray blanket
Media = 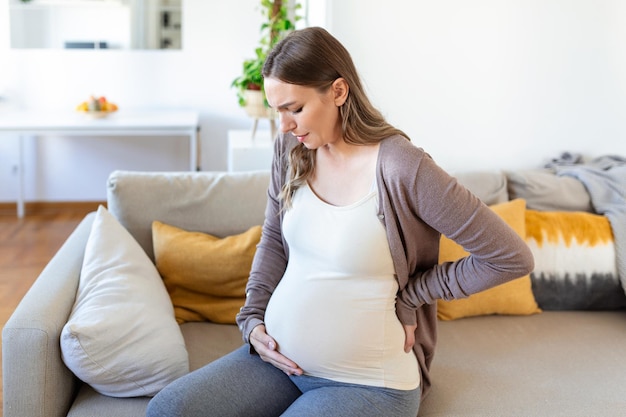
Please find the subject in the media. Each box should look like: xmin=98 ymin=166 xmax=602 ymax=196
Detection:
xmin=547 ymin=153 xmax=626 ymax=294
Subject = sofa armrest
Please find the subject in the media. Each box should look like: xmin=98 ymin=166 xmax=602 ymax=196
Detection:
xmin=2 ymin=213 xmax=95 ymax=417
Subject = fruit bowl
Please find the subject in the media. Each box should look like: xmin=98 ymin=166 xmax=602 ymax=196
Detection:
xmin=76 ymin=95 xmax=118 ymax=118
xmin=80 ymin=110 xmax=116 ymax=119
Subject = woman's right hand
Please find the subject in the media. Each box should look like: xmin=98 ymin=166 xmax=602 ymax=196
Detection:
xmin=249 ymin=324 xmax=303 ymax=376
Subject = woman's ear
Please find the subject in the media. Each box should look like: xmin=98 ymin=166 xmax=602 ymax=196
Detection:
xmin=332 ymin=78 xmax=349 ymax=106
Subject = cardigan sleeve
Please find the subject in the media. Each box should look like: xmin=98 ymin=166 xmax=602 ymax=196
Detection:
xmin=381 ymin=140 xmax=534 ymax=316
xmin=235 ymin=134 xmax=292 ymax=343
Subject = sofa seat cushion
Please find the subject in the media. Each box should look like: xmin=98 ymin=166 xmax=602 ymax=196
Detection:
xmin=67 ymin=387 xmax=150 ymax=417
xmin=66 ymin=313 xmax=626 ymax=417
xmin=67 ymin=322 xmax=243 ymax=417
xmin=180 ymin=322 xmax=244 ymax=371
xmin=420 ymin=311 xmax=626 ymax=417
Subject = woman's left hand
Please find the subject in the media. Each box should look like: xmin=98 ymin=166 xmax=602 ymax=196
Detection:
xmin=403 ymin=323 xmax=417 ymax=353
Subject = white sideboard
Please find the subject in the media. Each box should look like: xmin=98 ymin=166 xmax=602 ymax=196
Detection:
xmin=227 ymin=130 xmax=274 ymax=172
xmin=0 ymin=109 xmax=200 ymax=217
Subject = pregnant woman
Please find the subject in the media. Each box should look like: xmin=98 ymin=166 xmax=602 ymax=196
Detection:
xmin=146 ymin=27 xmax=533 ymax=417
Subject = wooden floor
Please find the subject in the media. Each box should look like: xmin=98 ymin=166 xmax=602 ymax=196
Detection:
xmin=0 ymin=203 xmax=102 ymax=417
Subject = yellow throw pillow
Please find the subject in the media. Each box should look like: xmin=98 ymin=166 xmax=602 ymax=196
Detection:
xmin=437 ymin=199 xmax=541 ymax=320
xmin=152 ymin=221 xmax=262 ymax=324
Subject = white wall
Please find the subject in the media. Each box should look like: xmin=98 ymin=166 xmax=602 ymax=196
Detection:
xmin=1 ymin=0 xmax=625 ymax=203
xmin=328 ymin=0 xmax=626 ymax=173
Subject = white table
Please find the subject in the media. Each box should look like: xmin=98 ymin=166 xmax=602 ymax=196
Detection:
xmin=227 ymin=129 xmax=274 ymax=172
xmin=0 ymin=110 xmax=200 ymax=217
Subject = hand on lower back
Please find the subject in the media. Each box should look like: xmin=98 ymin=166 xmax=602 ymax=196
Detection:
xmin=403 ymin=323 xmax=417 ymax=353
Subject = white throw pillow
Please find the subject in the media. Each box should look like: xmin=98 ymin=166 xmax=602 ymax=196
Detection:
xmin=61 ymin=206 xmax=189 ymax=397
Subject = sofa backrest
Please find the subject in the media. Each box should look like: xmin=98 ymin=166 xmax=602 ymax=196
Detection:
xmin=105 ymin=169 xmax=510 ymax=261
xmin=107 ymin=170 xmax=271 ymax=260
xmin=451 ymin=170 xmax=509 ymax=206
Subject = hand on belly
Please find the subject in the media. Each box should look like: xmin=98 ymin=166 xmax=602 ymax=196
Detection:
xmin=249 ymin=324 xmax=303 ymax=376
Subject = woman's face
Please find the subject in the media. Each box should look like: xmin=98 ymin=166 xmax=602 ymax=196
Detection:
xmin=264 ymin=77 xmax=348 ymax=149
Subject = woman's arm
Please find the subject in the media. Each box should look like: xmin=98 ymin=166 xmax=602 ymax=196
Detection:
xmin=236 ymin=134 xmax=292 ymax=343
xmin=389 ymin=145 xmax=534 ymax=313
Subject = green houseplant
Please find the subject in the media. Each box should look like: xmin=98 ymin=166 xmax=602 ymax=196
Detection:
xmin=232 ymin=0 xmax=300 ymax=114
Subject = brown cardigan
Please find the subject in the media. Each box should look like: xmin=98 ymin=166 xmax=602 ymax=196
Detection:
xmin=237 ymin=133 xmax=534 ymax=399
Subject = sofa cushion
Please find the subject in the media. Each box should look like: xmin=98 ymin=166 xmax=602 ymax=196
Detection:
xmin=60 ymin=206 xmax=189 ymax=398
xmin=153 ymin=221 xmax=262 ymax=324
xmin=506 ymin=169 xmax=593 ymax=212
xmin=437 ymin=199 xmax=542 ymax=320
xmin=525 ymin=209 xmax=626 ymax=310
xmin=66 ymin=322 xmax=244 ymax=417
xmin=452 ymin=170 xmax=509 ymax=205
xmin=421 ymin=311 xmax=626 ymax=417
xmin=107 ymin=170 xmax=270 ymax=261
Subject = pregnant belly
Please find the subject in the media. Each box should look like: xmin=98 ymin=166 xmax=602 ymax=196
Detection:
xmin=264 ymin=272 xmax=409 ymax=383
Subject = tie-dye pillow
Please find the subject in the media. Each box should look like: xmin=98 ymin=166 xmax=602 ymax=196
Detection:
xmin=525 ymin=209 xmax=626 ymax=310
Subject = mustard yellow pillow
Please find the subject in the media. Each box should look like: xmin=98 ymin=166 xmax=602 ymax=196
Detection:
xmin=152 ymin=221 xmax=262 ymax=324
xmin=437 ymin=199 xmax=541 ymax=320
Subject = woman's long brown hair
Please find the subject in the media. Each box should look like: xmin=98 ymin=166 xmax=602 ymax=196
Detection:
xmin=262 ymin=27 xmax=409 ymax=207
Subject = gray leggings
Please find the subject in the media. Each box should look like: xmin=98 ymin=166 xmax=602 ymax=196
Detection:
xmin=146 ymin=345 xmax=421 ymax=417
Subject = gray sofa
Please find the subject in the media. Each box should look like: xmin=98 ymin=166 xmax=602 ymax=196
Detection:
xmin=3 ymin=168 xmax=626 ymax=417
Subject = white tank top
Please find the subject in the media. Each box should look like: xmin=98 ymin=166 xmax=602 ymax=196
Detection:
xmin=264 ymin=184 xmax=420 ymax=390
